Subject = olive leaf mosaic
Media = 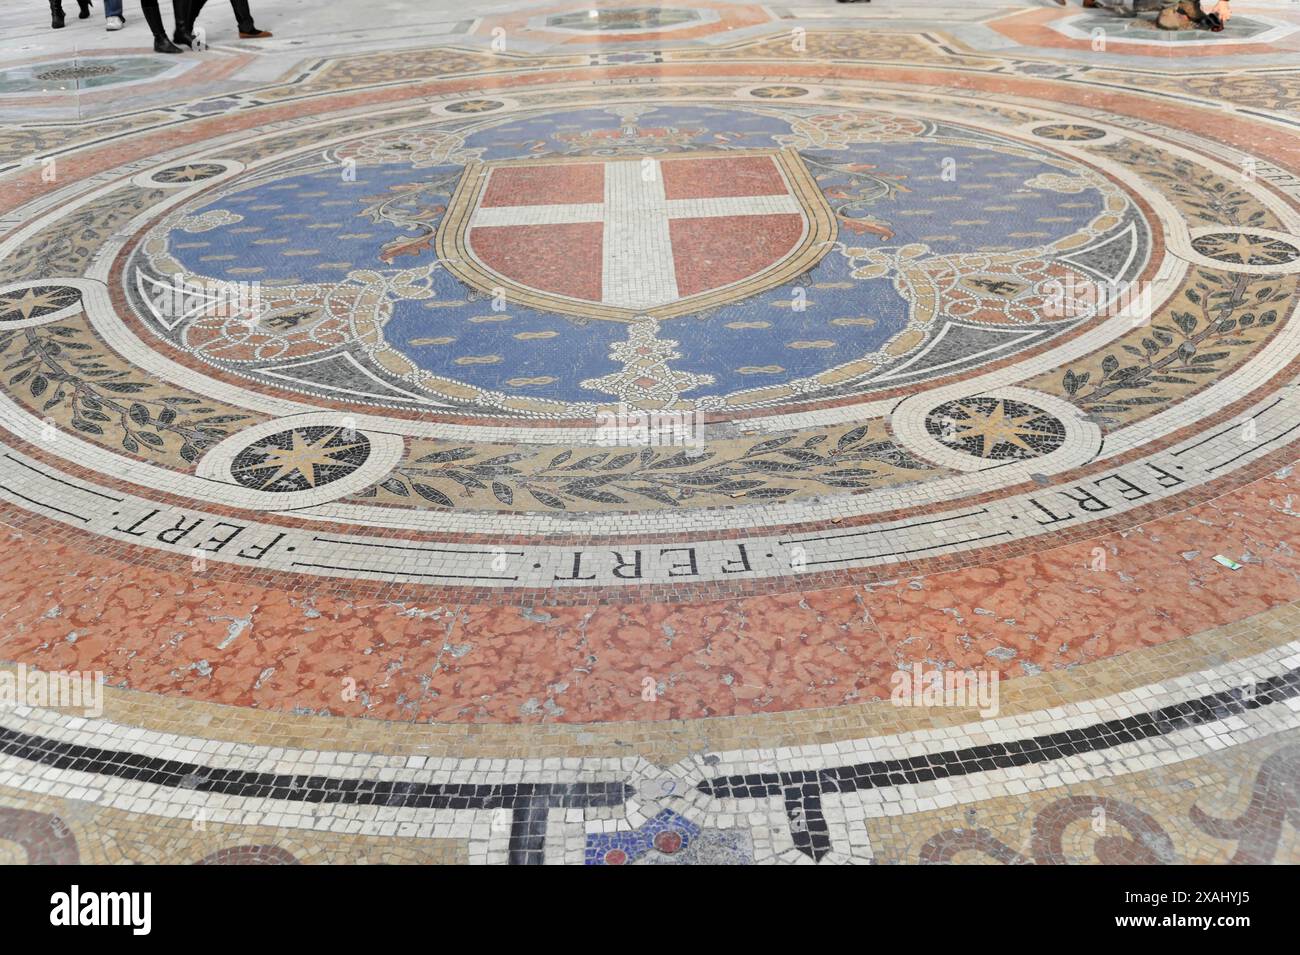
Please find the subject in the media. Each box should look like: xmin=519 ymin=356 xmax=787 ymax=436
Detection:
xmin=357 ymin=422 xmax=937 ymax=512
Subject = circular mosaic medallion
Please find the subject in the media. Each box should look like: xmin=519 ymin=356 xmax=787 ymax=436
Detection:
xmin=125 ymin=99 xmax=1151 ymax=419
xmin=750 ymin=85 xmax=811 ymax=98
xmin=230 ymin=425 xmax=372 ymax=493
xmin=1031 ymin=123 xmax=1107 ymax=141
xmin=1189 ymin=232 xmax=1300 ymax=267
xmin=444 ymin=99 xmax=505 ymax=114
xmin=191 ymin=413 xmax=405 ymax=510
xmin=925 ymin=397 xmax=1067 ymax=461
xmin=2 ymin=6 xmax=1299 ymax=870
xmin=0 ymin=35 xmax=1296 ymax=716
xmin=0 ymin=284 xmax=82 ymax=326
xmin=149 ymin=162 xmax=230 ymax=185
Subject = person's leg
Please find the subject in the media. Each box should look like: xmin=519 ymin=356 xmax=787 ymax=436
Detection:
xmin=230 ymin=0 xmax=271 ymax=37
xmin=49 ymin=0 xmax=66 ymax=30
xmin=103 ymin=0 xmax=123 ymax=16
xmin=139 ymin=0 xmax=164 ymax=37
xmin=140 ymin=0 xmax=183 ymax=51
xmin=172 ymin=0 xmax=193 ymax=44
xmin=77 ymin=0 xmax=92 ymax=19
xmin=187 ymin=0 xmax=209 ymax=35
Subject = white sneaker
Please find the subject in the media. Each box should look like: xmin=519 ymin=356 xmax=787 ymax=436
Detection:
xmin=106 ymin=15 xmax=125 ymax=31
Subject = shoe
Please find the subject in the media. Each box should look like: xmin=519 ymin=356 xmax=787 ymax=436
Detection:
xmin=153 ymin=37 xmax=184 ymax=53
xmin=77 ymin=0 xmax=91 ymax=19
xmin=238 ymin=29 xmax=273 ymax=38
xmin=50 ymin=0 xmax=66 ymax=29
xmin=105 ymin=15 xmax=124 ymax=31
xmin=173 ymin=29 xmax=194 ymax=47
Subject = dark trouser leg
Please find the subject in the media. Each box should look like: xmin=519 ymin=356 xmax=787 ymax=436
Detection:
xmin=230 ymin=0 xmax=256 ymax=34
xmin=172 ymin=0 xmax=191 ymax=40
xmin=187 ymin=0 xmax=208 ymax=33
xmin=140 ymin=0 xmax=167 ymax=40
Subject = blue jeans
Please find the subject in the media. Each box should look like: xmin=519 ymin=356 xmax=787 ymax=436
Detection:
xmin=104 ymin=0 xmax=123 ymax=16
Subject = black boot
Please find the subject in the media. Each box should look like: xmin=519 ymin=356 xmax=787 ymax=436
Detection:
xmin=170 ymin=0 xmax=195 ymax=46
xmin=169 ymin=0 xmax=193 ymax=46
xmin=50 ymin=0 xmax=66 ymax=29
xmin=141 ymin=1 xmax=184 ymax=52
xmin=77 ymin=0 xmax=91 ymax=19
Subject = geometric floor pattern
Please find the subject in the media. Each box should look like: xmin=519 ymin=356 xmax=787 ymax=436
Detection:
xmin=1 ymin=0 xmax=1299 ymax=866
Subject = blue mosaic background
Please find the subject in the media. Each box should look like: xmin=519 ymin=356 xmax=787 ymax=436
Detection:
xmin=165 ymin=105 xmax=1109 ymax=405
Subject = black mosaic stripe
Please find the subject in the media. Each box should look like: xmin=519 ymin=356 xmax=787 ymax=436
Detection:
xmin=1 ymin=666 xmax=1295 ymax=865
xmin=698 ymin=667 xmax=1300 ymax=861
xmin=0 ymin=726 xmax=630 ymax=865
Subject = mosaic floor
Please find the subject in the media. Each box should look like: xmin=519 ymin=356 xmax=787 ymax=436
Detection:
xmin=0 ymin=0 xmax=1298 ymax=867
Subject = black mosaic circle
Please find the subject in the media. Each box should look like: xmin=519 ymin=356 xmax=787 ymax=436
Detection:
xmin=1190 ymin=232 xmax=1300 ymax=267
xmin=925 ymin=396 xmax=1067 ymax=461
xmin=751 ymin=86 xmax=811 ymax=99
xmin=444 ymin=99 xmax=505 ymax=114
xmin=0 ymin=285 xmax=82 ymax=324
xmin=153 ymin=163 xmax=228 ymax=184
xmin=1031 ymin=123 xmax=1106 ymax=142
xmin=230 ymin=425 xmax=371 ymax=493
